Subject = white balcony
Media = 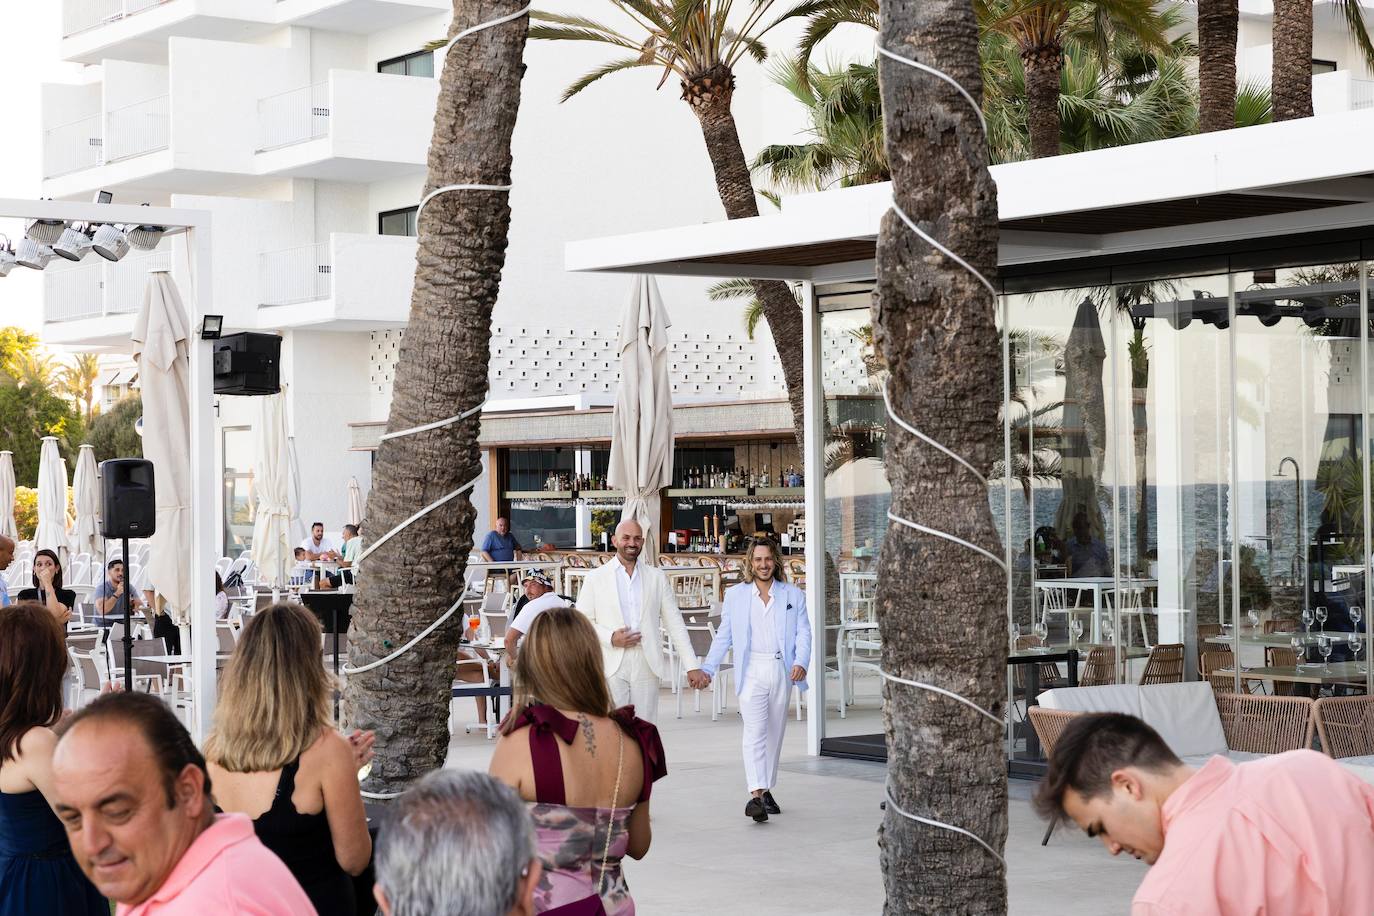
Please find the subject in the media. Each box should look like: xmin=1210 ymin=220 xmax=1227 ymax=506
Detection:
xmin=43 ymin=113 xmax=104 ymax=180
xmin=41 ymin=95 xmax=170 ymax=187
xmin=105 ymin=94 xmax=170 ymax=163
xmin=42 ymin=247 xmax=173 ymax=347
xmin=257 ymin=233 xmax=415 ymax=330
xmin=257 ymin=84 xmax=331 ymax=153
xmin=63 ymin=0 xmax=173 ymax=40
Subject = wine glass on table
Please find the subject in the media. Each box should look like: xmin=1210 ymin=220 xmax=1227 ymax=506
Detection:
xmin=1316 ymin=605 xmax=1328 ymax=635
xmin=1069 ymin=617 xmax=1084 ymax=645
xmin=1033 ymin=618 xmax=1049 ymax=645
xmin=1247 ymin=607 xmax=1260 ymax=632
xmin=1291 ymin=635 xmax=1306 ymax=668
xmin=1318 ymin=634 xmax=1333 ymax=673
xmin=467 ymin=610 xmax=482 ymax=644
xmin=1301 ymin=607 xmax=1314 ymax=638
xmin=1349 ymin=633 xmax=1365 ymax=674
xmin=1351 ymin=605 xmax=1363 ymax=634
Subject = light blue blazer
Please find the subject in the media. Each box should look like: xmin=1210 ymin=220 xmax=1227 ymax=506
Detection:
xmin=702 ymin=580 xmax=812 ymax=695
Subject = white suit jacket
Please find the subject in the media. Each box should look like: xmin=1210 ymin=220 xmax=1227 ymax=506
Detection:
xmin=575 ymin=560 xmax=699 ymax=680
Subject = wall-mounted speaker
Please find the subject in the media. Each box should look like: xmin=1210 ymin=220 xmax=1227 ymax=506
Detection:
xmin=213 ymin=332 xmax=281 ymax=396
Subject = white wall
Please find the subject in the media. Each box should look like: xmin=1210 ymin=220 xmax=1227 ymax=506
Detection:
xmin=314 ymin=180 xmax=369 ymax=236
xmin=309 ymin=29 xmax=366 ymax=82
xmin=102 ymin=58 xmax=168 ymax=111
xmin=331 ymin=233 xmax=416 ymax=323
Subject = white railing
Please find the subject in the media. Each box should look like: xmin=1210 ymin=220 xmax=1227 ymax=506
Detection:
xmin=1353 ymin=79 xmax=1374 ymax=111
xmin=63 ymin=0 xmax=170 ymax=39
xmin=107 ymin=249 xmax=171 ymax=315
xmin=43 ymin=113 xmax=104 ymax=179
xmin=257 ymin=83 xmax=330 ymax=152
xmin=259 ymin=242 xmax=332 ymax=306
xmin=105 ymin=94 xmax=169 ymax=163
xmin=44 ymin=262 xmax=104 ymax=323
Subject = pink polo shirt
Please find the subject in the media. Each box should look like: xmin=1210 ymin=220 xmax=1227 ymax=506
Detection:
xmin=117 ymin=813 xmax=315 ymax=915
xmin=1133 ymin=750 xmax=1374 ymax=915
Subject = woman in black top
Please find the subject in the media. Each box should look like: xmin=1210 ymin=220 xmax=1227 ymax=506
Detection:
xmin=17 ymin=550 xmax=75 ymax=625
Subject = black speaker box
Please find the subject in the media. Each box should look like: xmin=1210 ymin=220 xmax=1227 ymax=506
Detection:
xmin=100 ymin=459 xmax=156 ymax=539
xmin=213 ymin=332 xmax=281 ymax=396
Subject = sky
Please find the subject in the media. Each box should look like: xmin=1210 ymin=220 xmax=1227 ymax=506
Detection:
xmin=0 ymin=8 xmax=84 ymax=335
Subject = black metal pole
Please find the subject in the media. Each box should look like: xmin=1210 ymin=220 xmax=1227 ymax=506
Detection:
xmin=122 ymin=537 xmax=133 ymax=691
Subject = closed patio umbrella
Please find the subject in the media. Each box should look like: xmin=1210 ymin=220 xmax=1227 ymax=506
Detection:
xmin=252 ymin=392 xmax=292 ymax=589
xmin=0 ymin=451 xmax=15 ymax=540
xmin=70 ymin=444 xmax=101 ymax=557
xmin=133 ymin=269 xmax=193 ymax=624
xmin=347 ymin=476 xmax=363 ymax=528
xmin=1054 ymin=297 xmax=1108 ymax=547
xmin=34 ymin=437 xmax=68 ymax=561
xmin=607 ymin=275 xmax=674 ymax=565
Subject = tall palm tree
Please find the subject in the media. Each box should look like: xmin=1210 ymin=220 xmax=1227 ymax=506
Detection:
xmin=529 ymin=1 xmax=808 ymax=447
xmin=59 ymin=353 xmax=100 ymax=424
xmin=1197 ymin=0 xmax=1238 ymax=132
xmin=341 ymin=0 xmax=529 ymax=796
xmin=11 ymin=353 xmax=56 ymax=390
xmin=1273 ymin=0 xmax=1374 ymax=121
xmin=876 ymin=0 xmax=1007 ymax=909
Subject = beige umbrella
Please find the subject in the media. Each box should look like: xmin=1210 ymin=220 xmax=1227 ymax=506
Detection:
xmin=607 ymin=275 xmax=674 ymax=565
xmin=70 ymin=444 xmax=101 ymax=557
xmin=132 ymin=270 xmax=192 ymax=624
xmin=252 ymin=392 xmax=292 ymax=588
xmin=347 ymin=476 xmax=363 ymax=528
xmin=0 ymin=451 xmax=15 ymax=540
xmin=35 ymin=437 xmax=68 ymax=561
xmin=1054 ymin=296 xmax=1108 ymax=542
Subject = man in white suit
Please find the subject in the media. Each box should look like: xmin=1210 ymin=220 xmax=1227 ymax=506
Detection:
xmin=575 ymin=519 xmax=702 ymax=723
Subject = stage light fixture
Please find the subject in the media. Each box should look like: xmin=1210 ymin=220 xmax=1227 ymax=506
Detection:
xmin=92 ymin=223 xmax=130 ymax=261
xmin=127 ymin=203 xmax=164 ymax=250
xmin=0 ymin=239 xmax=15 ymax=277
xmin=24 ymin=217 xmax=65 ymax=245
xmin=15 ymin=238 xmax=55 ymax=270
xmin=53 ymin=222 xmax=95 ymax=261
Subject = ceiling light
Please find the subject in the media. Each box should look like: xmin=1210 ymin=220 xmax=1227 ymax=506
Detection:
xmin=15 ymin=238 xmax=55 ymax=270
xmin=92 ymin=223 xmax=129 ymax=261
xmin=53 ymin=223 xmax=95 ymax=261
xmin=127 ymin=203 xmax=164 ymax=250
xmin=0 ymin=239 xmax=15 ymax=277
xmin=25 ymin=218 xmax=65 ymax=245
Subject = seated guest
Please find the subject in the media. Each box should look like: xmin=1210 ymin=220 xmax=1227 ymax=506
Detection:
xmin=95 ymin=559 xmax=145 ymax=617
xmin=0 ymin=535 xmax=16 ymax=607
xmin=214 ymin=572 xmax=229 ymax=620
xmin=205 ymin=603 xmax=373 ymax=915
xmin=51 ymin=692 xmax=313 ymax=914
xmin=503 ymin=572 xmax=569 ymax=662
xmin=1065 ymin=511 xmax=1110 ymax=578
xmin=327 ymin=525 xmax=362 ymax=589
xmin=373 ymin=770 xmax=540 ymax=916
xmin=18 ymin=549 xmax=74 ymax=624
xmin=0 ymin=602 xmax=106 ymax=916
xmin=290 ymin=548 xmax=313 ymax=587
xmin=490 ymin=607 xmax=661 ymax=914
xmin=1035 ymin=713 xmax=1374 ymax=914
xmin=479 ymin=517 xmax=521 ymax=564
xmin=301 ymin=522 xmax=340 ymax=561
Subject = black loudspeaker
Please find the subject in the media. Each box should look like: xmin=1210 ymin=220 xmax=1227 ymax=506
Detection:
xmin=100 ymin=459 xmax=157 ymax=539
xmin=213 ymin=332 xmax=281 ymax=395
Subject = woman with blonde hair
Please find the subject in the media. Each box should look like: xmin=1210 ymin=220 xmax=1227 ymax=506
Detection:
xmin=489 ymin=606 xmax=665 ymax=915
xmin=205 ymin=603 xmax=373 ymax=915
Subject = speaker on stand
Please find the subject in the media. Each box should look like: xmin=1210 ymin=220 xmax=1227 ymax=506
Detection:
xmin=100 ymin=459 xmax=156 ymax=691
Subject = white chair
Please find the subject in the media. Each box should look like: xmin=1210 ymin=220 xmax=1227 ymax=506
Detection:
xmin=215 ymin=623 xmax=238 ymax=655
xmin=451 ymin=656 xmax=498 ymax=739
xmin=676 ymin=624 xmax=725 ymax=720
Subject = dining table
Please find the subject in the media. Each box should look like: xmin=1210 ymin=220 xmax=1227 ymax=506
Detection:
xmin=1032 ymin=577 xmax=1158 ymax=642
xmin=1215 ymin=661 xmax=1368 ymax=687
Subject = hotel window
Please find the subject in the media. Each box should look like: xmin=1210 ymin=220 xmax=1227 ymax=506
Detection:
xmin=1313 ymin=59 xmax=1338 ymax=74
xmin=379 ymin=206 xmax=418 ymax=237
xmin=378 ymin=50 xmax=435 ymax=78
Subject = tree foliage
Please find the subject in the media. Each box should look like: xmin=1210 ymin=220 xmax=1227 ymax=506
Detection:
xmin=85 ymin=395 xmax=143 ymax=465
xmin=0 ymin=384 xmax=83 ymax=488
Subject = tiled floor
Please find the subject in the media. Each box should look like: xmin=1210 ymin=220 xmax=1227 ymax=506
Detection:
xmin=445 ymin=682 xmax=1146 ymax=915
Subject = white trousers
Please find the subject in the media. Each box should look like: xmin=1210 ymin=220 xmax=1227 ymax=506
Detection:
xmin=608 ymin=647 xmax=662 ymax=723
xmin=741 ymin=651 xmax=792 ymax=793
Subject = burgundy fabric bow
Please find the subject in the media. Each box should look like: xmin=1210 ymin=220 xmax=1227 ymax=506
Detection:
xmin=514 ymin=704 xmax=668 ymax=804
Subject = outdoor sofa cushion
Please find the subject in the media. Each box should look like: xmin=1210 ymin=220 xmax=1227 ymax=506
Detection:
xmin=1332 ymin=755 xmax=1374 ymax=786
xmin=1038 ymin=682 xmax=1229 ymax=758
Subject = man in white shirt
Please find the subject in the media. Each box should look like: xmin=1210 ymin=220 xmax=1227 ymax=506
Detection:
xmin=575 ymin=519 xmax=701 ymax=722
xmin=503 ymin=572 xmax=568 ymax=662
xmin=300 ymin=522 xmax=340 ymax=561
xmin=0 ymin=535 xmax=14 ymax=607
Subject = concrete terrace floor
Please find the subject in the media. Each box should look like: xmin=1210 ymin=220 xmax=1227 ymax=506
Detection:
xmin=445 ymin=682 xmax=1146 ymax=915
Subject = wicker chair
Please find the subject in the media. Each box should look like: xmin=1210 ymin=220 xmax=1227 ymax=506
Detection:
xmin=1080 ymin=648 xmax=1115 ymax=687
xmin=1263 ymin=619 xmax=1297 ymax=634
xmin=1266 ymin=646 xmax=1299 ymax=696
xmin=1196 ymin=623 xmax=1223 ymax=640
xmin=1200 ymin=648 xmax=1236 ymax=695
xmin=1313 ymin=696 xmax=1374 ymax=760
xmin=1013 ymin=636 xmax=1065 ymax=692
xmin=1140 ymin=643 xmax=1185 ymax=685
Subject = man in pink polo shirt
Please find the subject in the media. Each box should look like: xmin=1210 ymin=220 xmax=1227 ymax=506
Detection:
xmin=1035 ymin=712 xmax=1374 ymax=915
xmin=51 ymin=692 xmax=314 ymax=915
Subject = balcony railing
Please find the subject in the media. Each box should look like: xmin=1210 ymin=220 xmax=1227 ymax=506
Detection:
xmin=43 ymin=113 xmax=103 ymax=179
xmin=43 ymin=248 xmax=171 ymax=323
xmin=257 ymin=83 xmax=330 ymax=152
xmin=260 ymin=242 xmax=332 ymax=306
xmin=105 ymin=95 xmax=169 ymax=163
xmin=108 ymin=249 xmax=171 ymax=314
xmin=63 ymin=0 xmax=171 ymax=39
xmin=1354 ymin=79 xmax=1374 ymax=111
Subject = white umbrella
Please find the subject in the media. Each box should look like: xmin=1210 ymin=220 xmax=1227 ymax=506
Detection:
xmin=132 ymin=270 xmax=193 ymax=624
xmin=252 ymin=392 xmax=292 ymax=588
xmin=607 ymin=275 xmax=674 ymax=565
xmin=0 ymin=451 xmax=15 ymax=540
xmin=70 ymin=444 xmax=100 ymax=557
xmin=35 ymin=437 xmax=68 ymax=562
xmin=347 ymin=476 xmax=363 ymax=528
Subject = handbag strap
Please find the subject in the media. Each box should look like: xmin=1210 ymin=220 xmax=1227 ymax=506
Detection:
xmin=596 ymin=724 xmax=625 ymax=898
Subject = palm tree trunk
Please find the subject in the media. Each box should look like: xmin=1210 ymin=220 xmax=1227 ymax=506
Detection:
xmin=1272 ymin=0 xmax=1314 ymax=120
xmin=1022 ymin=44 xmax=1063 ymax=158
xmin=342 ymin=0 xmax=527 ymax=795
xmin=877 ymin=2 xmax=1007 ymax=912
xmin=688 ymin=69 xmax=806 ymax=447
xmin=1197 ymin=0 xmax=1239 ymax=132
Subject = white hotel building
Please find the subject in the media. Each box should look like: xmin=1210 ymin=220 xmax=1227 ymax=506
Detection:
xmin=30 ymin=0 xmax=1374 ymax=557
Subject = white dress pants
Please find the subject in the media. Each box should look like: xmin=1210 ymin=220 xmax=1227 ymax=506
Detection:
xmin=608 ymin=647 xmax=662 ymax=723
xmin=741 ymin=651 xmax=792 ymax=793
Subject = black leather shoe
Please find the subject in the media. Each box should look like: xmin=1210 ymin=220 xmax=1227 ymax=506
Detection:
xmin=744 ymin=796 xmax=769 ymax=822
xmin=762 ymin=791 xmax=781 ymax=815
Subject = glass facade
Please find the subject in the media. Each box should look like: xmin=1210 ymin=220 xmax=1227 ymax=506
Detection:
xmin=811 ymin=257 xmax=1374 ymax=757
xmin=222 ymin=426 xmax=255 ymax=558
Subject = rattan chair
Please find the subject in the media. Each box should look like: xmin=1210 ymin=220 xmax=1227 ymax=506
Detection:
xmin=1200 ymin=648 xmax=1236 ymax=695
xmin=1080 ymin=648 xmax=1115 ymax=687
xmin=1214 ymin=694 xmax=1315 ymax=754
xmin=1140 ymin=643 xmax=1185 ymax=685
xmin=1196 ymin=623 xmax=1223 ymax=640
xmin=1013 ymin=636 xmax=1065 ymax=692
xmin=1313 ymin=696 xmax=1374 ymax=760
xmin=1266 ymin=646 xmax=1299 ymax=696
xmin=1263 ymin=619 xmax=1297 ymax=634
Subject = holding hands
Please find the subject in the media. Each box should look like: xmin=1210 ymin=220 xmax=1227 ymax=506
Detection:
xmin=789 ymin=665 xmax=806 ymax=683
xmin=687 ymin=669 xmax=711 ymax=690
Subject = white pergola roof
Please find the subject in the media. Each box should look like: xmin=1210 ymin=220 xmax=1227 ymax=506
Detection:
xmin=566 ymin=110 xmax=1374 ymax=283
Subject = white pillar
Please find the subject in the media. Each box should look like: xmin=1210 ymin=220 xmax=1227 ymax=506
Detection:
xmin=187 ymin=224 xmax=219 ymax=742
xmin=802 ymin=282 xmax=824 ymax=756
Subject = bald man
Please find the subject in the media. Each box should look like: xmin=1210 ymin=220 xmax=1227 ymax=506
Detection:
xmin=0 ymin=535 xmax=14 ymax=607
xmin=575 ymin=519 xmax=702 ymax=722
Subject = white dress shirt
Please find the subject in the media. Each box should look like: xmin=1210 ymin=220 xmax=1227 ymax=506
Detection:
xmin=614 ymin=561 xmax=643 ymax=632
xmin=510 ymin=592 xmax=569 ymax=636
xmin=749 ymin=583 xmax=779 ymax=654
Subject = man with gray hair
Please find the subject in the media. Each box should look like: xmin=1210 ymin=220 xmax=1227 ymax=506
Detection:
xmin=373 ymin=770 xmax=541 ymax=916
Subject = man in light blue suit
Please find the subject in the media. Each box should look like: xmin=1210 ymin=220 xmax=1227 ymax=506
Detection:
xmin=696 ymin=536 xmax=811 ymax=822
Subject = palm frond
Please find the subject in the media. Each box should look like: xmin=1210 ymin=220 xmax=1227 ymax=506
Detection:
xmin=559 ymin=56 xmax=660 ymax=101
xmin=1234 ymin=78 xmax=1273 ymax=128
xmin=1333 ymin=0 xmax=1374 ymax=73
xmin=707 ymin=277 xmax=758 ymax=301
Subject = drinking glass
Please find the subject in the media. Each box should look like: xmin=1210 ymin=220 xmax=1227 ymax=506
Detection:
xmin=1316 ymin=605 xmax=1328 ymax=634
xmin=1010 ymin=621 xmax=1021 ymax=641
xmin=1069 ymin=618 xmax=1084 ymax=644
xmin=1301 ymin=607 xmax=1314 ymax=636
xmin=1319 ymin=635 xmax=1333 ymax=672
xmin=1247 ymin=608 xmax=1260 ymax=631
xmin=1291 ymin=635 xmax=1306 ymax=667
xmin=1351 ymin=605 xmax=1364 ymax=631
xmin=467 ymin=612 xmax=482 ymax=642
xmin=1033 ymin=619 xmax=1049 ymax=643
xmin=1350 ymin=633 xmax=1366 ymax=674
